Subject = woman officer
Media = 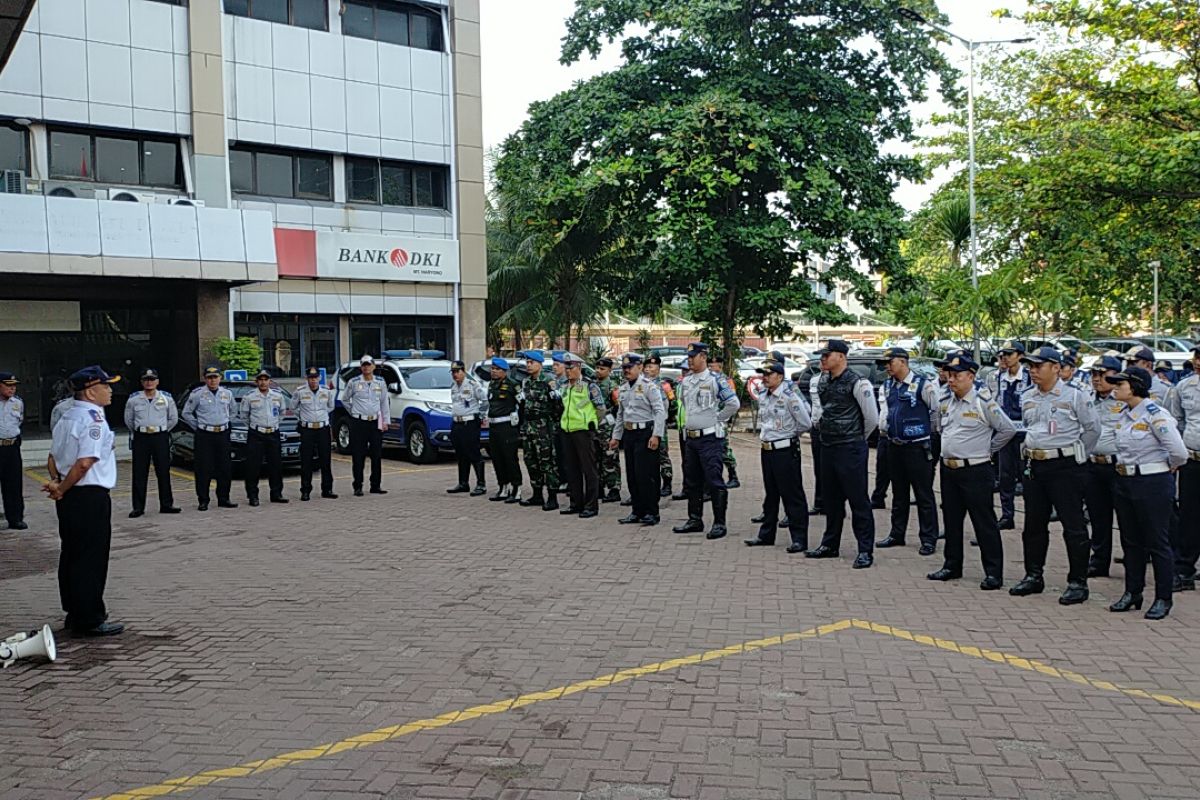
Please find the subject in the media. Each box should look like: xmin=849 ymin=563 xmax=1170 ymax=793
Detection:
xmin=1107 ymin=366 xmax=1188 ymax=620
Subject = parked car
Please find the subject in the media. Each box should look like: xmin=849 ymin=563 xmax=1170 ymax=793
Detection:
xmin=1141 ymin=336 xmax=1195 ymax=352
xmin=170 ymin=380 xmax=301 ymax=468
xmin=472 ymin=352 xmax=596 ymax=384
xmin=333 ymin=350 xmax=488 ymax=464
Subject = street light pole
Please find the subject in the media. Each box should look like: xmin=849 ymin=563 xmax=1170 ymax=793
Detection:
xmin=1150 ymin=260 xmax=1160 ymax=344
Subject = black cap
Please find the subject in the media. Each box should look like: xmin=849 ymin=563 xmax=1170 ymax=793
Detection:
xmin=305 ymin=366 xmax=321 ymax=378
xmin=450 ymin=360 xmax=466 ymax=371
xmin=1126 ymin=346 xmax=1155 ymax=364
xmin=943 ymin=354 xmax=980 ymax=373
xmin=875 ymin=346 xmax=909 ymax=364
xmin=645 ymin=355 xmax=662 ymax=366
xmin=620 ymin=354 xmax=642 ymax=368
xmin=1020 ymin=346 xmax=1063 ymax=365
xmin=0 ymin=372 xmax=19 ymax=385
xmin=685 ymin=342 xmax=708 ymax=357
xmin=1060 ymin=348 xmax=1078 ymax=367
xmin=756 ymin=355 xmax=785 ymax=375
xmin=69 ymin=365 xmax=120 ymax=391
xmin=997 ymin=340 xmax=1026 ymax=355
xmin=139 ymin=368 xmax=159 ymax=380
xmin=1108 ymin=366 xmax=1152 ymax=389
xmin=596 ymin=357 xmax=614 ymax=368
xmin=203 ymin=366 xmax=221 ymax=377
xmin=816 ymin=339 xmax=850 ymax=356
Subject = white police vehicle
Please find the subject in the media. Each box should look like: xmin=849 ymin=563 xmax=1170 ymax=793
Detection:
xmin=332 ymin=350 xmax=487 ymax=464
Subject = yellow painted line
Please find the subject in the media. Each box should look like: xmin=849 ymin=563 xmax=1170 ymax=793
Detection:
xmin=93 ymin=620 xmax=852 ymax=799
xmin=24 ymin=468 xmax=49 ymax=485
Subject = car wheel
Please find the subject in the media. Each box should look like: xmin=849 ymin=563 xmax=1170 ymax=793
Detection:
xmin=406 ymin=420 xmax=436 ymax=464
xmin=334 ymin=417 xmax=352 ymax=454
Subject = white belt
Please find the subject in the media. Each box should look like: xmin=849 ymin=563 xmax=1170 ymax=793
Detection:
xmin=252 ymin=426 xmax=278 ymax=435
xmin=1116 ymin=462 xmax=1170 ymax=477
xmin=302 ymin=422 xmax=327 ymax=429
xmin=624 ymin=421 xmax=651 ymax=431
xmin=941 ymin=457 xmax=990 ymax=469
xmin=199 ymin=424 xmax=228 ymax=433
xmin=1027 ymin=447 xmax=1072 ymax=461
xmin=1090 ymin=454 xmax=1116 ymax=465
xmin=761 ymin=438 xmax=794 ymax=451
xmin=352 ymin=414 xmax=378 ymax=421
xmin=0 ymin=437 xmax=18 ymax=446
xmin=454 ymin=414 xmax=479 ymax=423
xmin=686 ymin=426 xmax=719 ymax=439
xmin=135 ymin=426 xmax=163 ymax=433
xmin=488 ymin=413 xmax=518 ymax=424
xmin=1189 ymin=450 xmax=1200 ymax=462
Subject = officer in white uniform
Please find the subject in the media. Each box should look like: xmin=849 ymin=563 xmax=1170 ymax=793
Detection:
xmin=237 ymin=369 xmax=288 ymax=506
xmin=342 ymin=355 xmax=390 ymax=497
xmin=0 ymin=371 xmax=26 ymax=530
xmin=610 ymin=353 xmax=667 ymax=526
xmin=291 ymin=366 xmax=337 ymax=501
xmin=1165 ymin=344 xmax=1200 ymax=591
xmin=44 ymin=366 xmax=123 ymax=637
xmin=182 ymin=366 xmax=238 ymax=511
xmin=50 ymin=396 xmax=76 ymax=431
xmin=124 ymin=368 xmax=180 ymax=518
xmin=1124 ymin=346 xmax=1172 ymax=402
xmin=1082 ymin=355 xmax=1124 ymax=577
xmin=447 ymin=360 xmax=489 ymax=496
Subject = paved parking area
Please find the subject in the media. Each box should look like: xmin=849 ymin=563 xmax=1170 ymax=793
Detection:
xmin=1 ymin=438 xmax=1198 ymax=800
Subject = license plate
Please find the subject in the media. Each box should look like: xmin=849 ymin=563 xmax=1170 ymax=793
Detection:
xmin=283 ymin=445 xmax=299 ymax=457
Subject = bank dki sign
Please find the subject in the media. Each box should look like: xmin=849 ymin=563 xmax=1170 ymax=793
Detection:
xmin=316 ymin=232 xmax=459 ymax=283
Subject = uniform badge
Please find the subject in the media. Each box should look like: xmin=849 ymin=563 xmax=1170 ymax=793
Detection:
xmin=89 ymin=427 xmax=102 ymax=440
xmin=88 ymin=410 xmax=103 ymax=422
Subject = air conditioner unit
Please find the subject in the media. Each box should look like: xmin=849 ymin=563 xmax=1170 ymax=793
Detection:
xmin=0 ymin=170 xmax=26 ymax=194
xmin=102 ymin=188 xmax=158 ymax=203
xmin=166 ymin=196 xmax=205 ymax=207
xmin=42 ymin=182 xmax=96 ymax=199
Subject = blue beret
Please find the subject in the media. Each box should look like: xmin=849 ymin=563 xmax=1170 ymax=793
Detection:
xmin=492 ymin=357 xmax=510 ymax=371
xmin=520 ymin=350 xmax=544 ymax=364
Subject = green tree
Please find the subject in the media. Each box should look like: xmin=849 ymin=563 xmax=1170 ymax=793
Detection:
xmin=212 ymin=337 xmax=262 ymax=372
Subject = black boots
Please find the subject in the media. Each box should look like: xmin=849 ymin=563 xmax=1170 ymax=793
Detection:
xmin=519 ymin=487 xmax=545 ymax=507
xmin=673 ymin=495 xmax=705 ymax=533
xmin=725 ymin=466 xmax=740 ymax=489
xmin=542 ymin=489 xmax=559 ymax=511
xmin=707 ymin=490 xmax=728 ymax=539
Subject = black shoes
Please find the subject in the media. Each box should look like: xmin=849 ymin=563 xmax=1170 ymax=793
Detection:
xmin=918 ymin=543 xmax=936 ymax=557
xmin=1009 ymin=575 xmax=1045 ymax=596
xmin=619 ymin=513 xmax=641 ymax=525
xmin=725 ymin=476 xmax=741 ymax=489
xmin=660 ymin=484 xmax=672 ymax=498
xmin=8 ymin=521 xmax=28 ymax=530
xmin=470 ymin=484 xmax=487 ymax=497
xmin=706 ymin=524 xmax=727 ymax=540
xmin=640 ymin=515 xmax=659 ymax=526
xmin=560 ymin=506 xmax=582 ymax=515
xmin=218 ymin=500 xmax=238 ymax=509
xmin=369 ymin=488 xmax=387 ymax=495
xmin=248 ymin=497 xmax=260 ymax=507
xmin=852 ymin=553 xmax=873 ymax=569
xmin=673 ymin=518 xmax=704 ymax=534
xmin=489 ymin=486 xmax=508 ymax=502
xmin=805 ymin=545 xmax=839 ymax=559
xmin=786 ymin=543 xmax=806 ymax=554
xmin=744 ymin=537 xmax=772 ymax=547
xmin=809 ymin=505 xmax=824 ymax=516
xmin=671 ymin=490 xmax=688 ymax=501
xmin=871 ymin=497 xmax=886 ymax=510
xmin=321 ymin=492 xmax=338 ymax=499
xmin=447 ymin=483 xmax=470 ymax=494
xmin=997 ymin=517 xmax=1015 ymax=531
xmin=1087 ymin=564 xmax=1109 ymax=578
xmin=129 ymin=510 xmax=144 ymax=519
xmin=354 ymin=489 xmax=364 ymax=497
xmin=876 ymin=536 xmax=905 ymax=548
xmin=927 ymin=567 xmax=961 ymax=581
xmin=301 ymin=492 xmax=311 ymax=501
xmin=504 ymin=490 xmax=521 ymax=504
xmin=750 ymin=513 xmax=766 ymax=524
xmin=1058 ymin=581 xmax=1089 ymax=605
xmin=542 ymin=492 xmax=560 ymax=511
xmin=160 ymin=506 xmax=181 ymax=514
xmin=980 ymin=576 xmax=1003 ymax=591
xmin=197 ymin=502 xmax=209 ymax=511
xmin=778 ymin=518 xmax=790 ymax=528
xmin=1145 ymin=599 xmax=1171 ymax=620
xmin=519 ymin=489 xmax=545 ymax=507
xmin=620 ymin=497 xmax=634 ymax=507
xmin=602 ymin=489 xmax=622 ymax=504
xmin=1173 ymin=574 xmax=1195 ymax=592
xmin=77 ymin=621 xmax=124 ymax=637
xmin=1109 ymin=592 xmax=1143 ymax=612
xmin=270 ymin=496 xmax=288 ymax=504
xmin=578 ymin=509 xmax=598 ymax=519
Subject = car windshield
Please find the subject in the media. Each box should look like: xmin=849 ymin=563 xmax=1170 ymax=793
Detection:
xmin=399 ymin=367 xmax=455 ymax=390
xmin=226 ymin=384 xmax=292 ymax=401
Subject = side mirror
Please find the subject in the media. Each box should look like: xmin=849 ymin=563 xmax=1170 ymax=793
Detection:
xmin=387 ymin=382 xmax=400 ymax=393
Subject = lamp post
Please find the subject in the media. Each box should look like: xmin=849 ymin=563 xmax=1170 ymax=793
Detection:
xmin=897 ymin=7 xmax=1032 ymax=361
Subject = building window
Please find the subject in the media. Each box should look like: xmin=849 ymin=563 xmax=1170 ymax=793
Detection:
xmin=48 ymin=128 xmax=182 ymax=187
xmin=341 ymin=1 xmax=442 ymax=51
xmin=229 ymin=145 xmax=333 ymax=200
xmin=345 ymin=157 xmax=447 ymax=209
xmin=0 ymin=124 xmax=29 ymax=173
xmin=224 ymin=0 xmax=327 ymax=31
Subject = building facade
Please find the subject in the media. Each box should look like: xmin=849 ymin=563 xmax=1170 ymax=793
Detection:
xmin=0 ymin=0 xmax=485 ymax=429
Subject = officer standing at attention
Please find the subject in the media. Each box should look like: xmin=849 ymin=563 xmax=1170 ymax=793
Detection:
xmin=1106 ymin=366 xmax=1187 ymax=620
xmin=870 ymin=379 xmax=891 ymax=510
xmin=876 ymin=347 xmax=941 ymax=555
xmin=610 ymin=354 xmax=667 ymax=526
xmin=989 ymin=341 xmax=1030 ymax=530
xmin=0 ymin=372 xmax=27 ymax=530
xmin=710 ymin=353 xmax=742 ymax=489
xmin=343 ymin=355 xmax=390 ymax=497
xmin=805 ymin=340 xmax=879 ymax=568
xmin=124 ymin=368 xmax=180 ymax=518
xmin=672 ymin=343 xmax=740 ymax=540
xmin=1060 ymin=349 xmax=1093 ymax=400
xmin=516 ymin=350 xmax=561 ymax=511
xmin=1124 ymin=347 xmax=1172 ymax=402
xmin=44 ymin=366 xmax=123 ymax=636
xmin=237 ymin=370 xmax=288 ymax=506
xmin=644 ymin=355 xmax=677 ymax=498
xmin=291 ymin=366 xmax=337 ymax=502
xmin=560 ymin=354 xmax=606 ymax=518
xmin=671 ymin=361 xmax=691 ymax=501
xmin=182 ymin=367 xmax=237 ymax=511
xmin=808 ymin=366 xmax=826 ymax=515
xmin=1165 ymin=344 xmax=1200 ymax=591
xmin=928 ymin=354 xmax=1016 ymax=588
xmin=1083 ymin=356 xmax=1125 ymax=577
xmin=446 ymin=360 xmax=488 ymax=497
xmin=50 ymin=395 xmax=76 ymax=431
xmin=744 ymin=353 xmax=811 ymax=553
xmin=594 ymin=358 xmax=624 ymax=504
xmin=550 ymin=353 xmax=570 ymax=492
xmin=486 ymin=357 xmax=523 ymax=503
xmin=1009 ymin=346 xmax=1099 ymax=604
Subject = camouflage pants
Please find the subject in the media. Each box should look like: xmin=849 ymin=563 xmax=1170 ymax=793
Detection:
xmin=658 ymin=432 xmax=673 ymax=486
xmin=596 ymin=422 xmax=621 ymax=491
xmin=723 ymin=438 xmax=737 ymax=469
xmin=520 ymin=420 xmax=559 ymax=490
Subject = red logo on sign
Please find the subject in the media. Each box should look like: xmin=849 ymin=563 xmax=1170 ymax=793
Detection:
xmin=389 ymin=248 xmax=409 ymax=268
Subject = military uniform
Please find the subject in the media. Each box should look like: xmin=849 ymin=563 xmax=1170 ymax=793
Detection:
xmin=560 ymin=360 xmax=606 ymax=516
xmin=595 ymin=360 xmax=623 ymax=502
xmin=1083 ymin=356 xmax=1125 ymax=576
xmin=0 ymin=372 xmax=26 ymax=530
xmin=517 ymin=351 xmax=561 ymax=510
xmin=123 ymin=369 xmax=179 ymax=517
xmin=988 ymin=345 xmax=1031 ymax=528
xmin=1165 ymin=352 xmax=1200 ymax=589
xmin=672 ymin=344 xmax=740 ymax=539
xmin=291 ymin=367 xmax=337 ymax=500
xmin=745 ymin=355 xmax=811 ymax=551
xmin=612 ymin=355 xmax=667 ymax=524
xmin=447 ymin=360 xmax=488 ymax=496
xmin=181 ymin=368 xmax=237 ymax=509
xmin=486 ymin=358 xmax=523 ymax=502
xmin=342 ymin=357 xmax=390 ymax=496
xmin=711 ymin=359 xmax=740 ymax=488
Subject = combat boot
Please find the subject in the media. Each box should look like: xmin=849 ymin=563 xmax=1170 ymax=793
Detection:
xmin=673 ymin=495 xmax=705 ymax=533
xmin=660 ymin=480 xmax=672 ymax=498
xmin=725 ymin=465 xmax=740 ymax=489
xmin=519 ymin=486 xmax=545 ymax=507
xmin=707 ymin=489 xmax=729 ymax=539
xmin=542 ymin=489 xmax=559 ymax=511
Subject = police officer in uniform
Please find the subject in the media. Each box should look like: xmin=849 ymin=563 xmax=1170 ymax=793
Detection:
xmin=594 ymin=357 xmax=624 ymax=504
xmin=870 ymin=380 xmax=890 ymax=510
xmin=486 ymin=357 xmax=523 ymax=503
xmin=611 ymin=354 xmax=667 ymax=525
xmin=291 ymin=366 xmax=337 ymax=501
xmin=182 ymin=367 xmax=237 ymax=511
xmin=807 ymin=367 xmax=826 ymax=514
xmin=644 ymin=355 xmax=676 ymax=498
xmin=805 ymin=340 xmax=879 ymax=568
xmin=0 ymin=372 xmax=27 ymax=530
xmin=50 ymin=395 xmax=76 ymax=431
xmin=744 ymin=353 xmax=811 ymax=553
xmin=343 ymin=355 xmax=390 ymax=497
xmin=1166 ymin=344 xmax=1200 ymax=591
xmin=671 ymin=361 xmax=691 ymax=501
xmin=876 ymin=347 xmax=941 ymax=555
xmin=124 ymin=368 xmax=180 ymax=518
xmin=672 ymin=343 xmax=741 ymax=540
xmin=560 ymin=354 xmax=606 ymax=518
xmin=710 ymin=353 xmax=741 ymax=489
xmin=990 ymin=341 xmax=1030 ymax=530
xmin=44 ymin=366 xmax=123 ymax=636
xmin=447 ymin=360 xmax=488 ymax=497
xmin=1107 ymin=366 xmax=1187 ymax=620
xmin=928 ymin=354 xmax=1016 ymax=588
xmin=1124 ymin=347 xmax=1172 ymax=402
xmin=517 ymin=350 xmax=561 ymax=511
xmin=1009 ymin=347 xmax=1099 ymax=604
xmin=1083 ymin=355 xmax=1124 ymax=577
xmin=1060 ymin=349 xmax=1093 ymax=400
xmin=551 ymin=352 xmax=570 ymax=491
xmin=237 ymin=370 xmax=288 ymax=506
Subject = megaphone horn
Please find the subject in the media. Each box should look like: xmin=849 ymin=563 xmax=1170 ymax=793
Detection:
xmin=0 ymin=625 xmax=57 ymax=668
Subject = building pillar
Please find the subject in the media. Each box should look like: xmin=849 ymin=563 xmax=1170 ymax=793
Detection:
xmin=196 ymin=283 xmax=231 ymax=369
xmin=188 ymin=0 xmax=230 ymax=207
xmin=450 ymin=0 xmax=486 ymax=363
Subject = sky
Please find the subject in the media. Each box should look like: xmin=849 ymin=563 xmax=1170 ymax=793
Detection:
xmin=479 ymin=1 xmax=1031 ymax=212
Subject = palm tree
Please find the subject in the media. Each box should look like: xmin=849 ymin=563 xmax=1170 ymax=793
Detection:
xmin=930 ymin=193 xmax=972 ymax=268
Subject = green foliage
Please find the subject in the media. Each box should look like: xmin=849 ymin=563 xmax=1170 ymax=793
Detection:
xmin=635 ymin=328 xmax=652 ymax=354
xmin=212 ymin=337 xmax=262 ymax=372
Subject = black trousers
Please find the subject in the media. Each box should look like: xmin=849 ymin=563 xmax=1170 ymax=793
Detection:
xmin=1114 ymin=473 xmax=1175 ymax=601
xmin=244 ymin=430 xmax=284 ymax=500
xmin=0 ymin=439 xmax=24 ymax=525
xmin=450 ymin=419 xmax=484 ymax=486
xmin=193 ymin=429 xmax=232 ymax=503
xmin=809 ymin=432 xmax=824 ymax=511
xmin=1022 ymin=457 xmax=1089 ymax=583
xmin=56 ymin=485 xmax=111 ymax=631
xmin=299 ymin=426 xmax=334 ymax=495
xmin=872 ymin=438 xmax=890 ymax=502
xmin=488 ymin=420 xmax=521 ymax=489
xmin=1082 ymin=460 xmax=1117 ymax=571
xmin=997 ymin=433 xmax=1024 ymax=520
xmin=563 ymin=429 xmax=599 ymax=511
xmin=1174 ymin=461 xmax=1200 ymax=580
xmin=621 ymin=427 xmax=658 ymax=518
xmin=349 ymin=418 xmax=384 ymax=491
xmin=818 ymin=438 xmax=875 ymax=554
xmin=131 ymin=432 xmax=173 ymax=513
xmin=757 ymin=444 xmax=809 ymax=547
xmin=886 ymin=440 xmax=939 ymax=546
xmin=940 ymin=462 xmax=1002 ymax=579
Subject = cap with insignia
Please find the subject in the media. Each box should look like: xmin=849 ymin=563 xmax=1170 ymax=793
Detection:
xmin=0 ymin=372 xmax=19 ymax=385
xmin=1155 ymin=360 xmax=1173 ymax=373
xmin=1020 ymin=346 xmax=1062 ymax=365
xmin=203 ymin=366 xmax=221 ymax=377
xmin=1126 ymin=346 xmax=1155 ymax=364
xmin=944 ymin=354 xmax=979 ymax=373
xmin=255 ymin=368 xmax=272 ymax=379
xmin=69 ymin=365 xmax=120 ymax=391
xmin=1089 ymin=355 xmax=1123 ymax=373
xmin=997 ymin=340 xmax=1026 ymax=355
xmin=564 ymin=354 xmax=584 ymax=366
xmin=360 ymin=354 xmax=376 ymax=365
xmin=449 ymin=360 xmax=466 ymax=372
xmin=597 ymin=357 xmax=615 ymax=368
xmin=519 ymin=350 xmax=545 ymax=364
xmin=491 ymin=357 xmax=510 ymax=371
xmin=815 ymin=339 xmax=850 ymax=356
xmin=756 ymin=355 xmax=785 ymax=375
xmin=685 ymin=342 xmax=708 ymax=357
xmin=140 ymin=368 xmax=159 ymax=380
xmin=1060 ymin=348 xmax=1079 ymax=367
xmin=1107 ymin=366 xmax=1151 ymax=389
xmin=645 ymin=355 xmax=662 ymax=366
xmin=305 ymin=366 xmax=321 ymax=378
xmin=874 ymin=346 xmax=909 ymax=364
xmin=620 ymin=354 xmax=642 ymax=368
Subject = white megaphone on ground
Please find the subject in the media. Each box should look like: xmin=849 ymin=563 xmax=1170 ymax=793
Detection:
xmin=1 ymin=625 xmax=57 ymax=668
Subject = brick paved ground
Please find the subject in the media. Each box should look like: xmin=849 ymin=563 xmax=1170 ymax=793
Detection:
xmin=1 ymin=437 xmax=1198 ymax=799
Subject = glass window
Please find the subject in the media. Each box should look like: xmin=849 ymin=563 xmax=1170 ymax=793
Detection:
xmin=0 ymin=126 xmax=27 ymax=173
xmin=342 ymin=1 xmax=374 ymax=38
xmin=351 ymin=326 xmax=381 ymax=358
xmin=346 ymin=157 xmax=378 ymax=203
xmin=384 ymin=320 xmax=417 ymax=351
xmin=291 ymin=0 xmax=326 ymax=29
xmin=255 ymin=151 xmax=294 ymax=197
xmin=224 ymin=0 xmax=249 ymax=14
xmin=380 ymin=163 xmax=412 ymax=206
xmin=341 ymin=2 xmax=442 ymax=51
xmin=252 ymin=0 xmax=288 ymax=23
xmin=142 ymin=139 xmax=181 ymax=187
xmin=376 ymin=5 xmax=409 ymax=46
xmin=95 ymin=136 xmax=139 ymax=184
xmin=413 ymin=166 xmax=438 ymax=207
xmin=417 ymin=320 xmax=450 ymax=354
xmin=399 ymin=367 xmax=454 ymax=390
xmin=50 ymin=131 xmax=92 ymax=179
xmin=229 ymin=149 xmax=254 ymax=193
xmin=410 ymin=11 xmax=440 ymax=51
xmin=296 ymin=154 xmax=331 ymax=199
